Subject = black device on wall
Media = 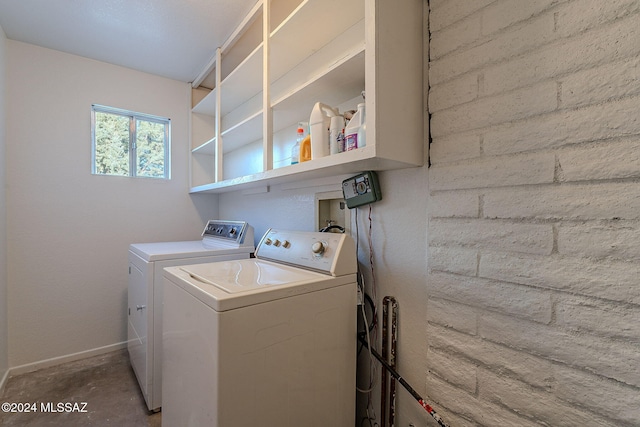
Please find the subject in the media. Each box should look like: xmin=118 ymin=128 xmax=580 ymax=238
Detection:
xmin=342 ymin=171 xmax=382 ymax=209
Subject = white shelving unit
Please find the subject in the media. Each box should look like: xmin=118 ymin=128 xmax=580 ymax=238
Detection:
xmin=189 ymin=0 xmax=424 ymax=193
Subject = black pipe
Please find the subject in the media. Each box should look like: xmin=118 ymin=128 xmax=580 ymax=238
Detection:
xmin=358 ymin=333 xmax=450 ymax=427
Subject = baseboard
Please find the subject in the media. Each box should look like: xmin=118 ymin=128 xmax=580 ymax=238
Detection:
xmin=7 ymin=341 xmax=127 ymax=377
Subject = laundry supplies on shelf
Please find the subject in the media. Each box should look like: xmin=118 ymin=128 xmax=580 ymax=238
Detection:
xmin=345 ymin=102 xmax=366 ymax=151
xmin=309 ymin=102 xmax=339 ymax=159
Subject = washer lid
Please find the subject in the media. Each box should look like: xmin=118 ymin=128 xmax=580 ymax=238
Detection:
xmin=178 ymin=259 xmax=325 ymax=294
xmin=165 ymin=260 xmax=355 ymax=311
xmin=130 ymin=240 xmax=253 ymax=262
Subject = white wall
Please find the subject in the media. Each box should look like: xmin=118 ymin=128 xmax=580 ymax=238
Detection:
xmin=0 ymin=23 xmax=9 ymax=390
xmin=427 ymin=1 xmax=640 ymax=426
xmin=6 ymin=41 xmax=218 ymax=368
xmin=218 ymin=177 xmax=350 ymax=241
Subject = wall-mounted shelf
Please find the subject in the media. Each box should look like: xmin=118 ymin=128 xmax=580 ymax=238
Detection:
xmin=189 ymin=0 xmax=424 ymax=193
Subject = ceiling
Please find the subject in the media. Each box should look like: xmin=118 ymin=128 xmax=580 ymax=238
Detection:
xmin=0 ymin=0 xmax=257 ymax=83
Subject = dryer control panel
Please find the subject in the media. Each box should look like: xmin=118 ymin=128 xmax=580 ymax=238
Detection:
xmin=256 ymin=229 xmax=357 ymax=277
xmin=201 ymin=220 xmax=253 ymax=247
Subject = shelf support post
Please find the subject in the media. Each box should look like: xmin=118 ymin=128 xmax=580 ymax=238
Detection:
xmin=215 ymin=47 xmax=223 ymax=182
xmin=262 ymin=0 xmax=273 ymax=173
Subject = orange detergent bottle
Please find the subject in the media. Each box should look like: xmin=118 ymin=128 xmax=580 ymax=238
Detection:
xmin=299 ymin=135 xmax=312 ymax=162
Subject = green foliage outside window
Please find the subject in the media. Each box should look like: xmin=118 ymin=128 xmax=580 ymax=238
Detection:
xmin=136 ymin=120 xmax=166 ymax=178
xmin=94 ymin=111 xmax=130 ymax=176
xmin=92 ymin=105 xmax=170 ymax=179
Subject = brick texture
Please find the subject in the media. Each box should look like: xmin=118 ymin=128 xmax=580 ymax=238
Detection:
xmin=427 ymin=1 xmax=640 ymax=425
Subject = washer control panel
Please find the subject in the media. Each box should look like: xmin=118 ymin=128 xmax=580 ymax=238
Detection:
xmin=256 ymin=229 xmax=356 ymax=276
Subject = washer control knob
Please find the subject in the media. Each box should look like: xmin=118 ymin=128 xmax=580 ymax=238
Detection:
xmin=282 ymin=240 xmax=291 ymax=249
xmin=311 ymin=241 xmax=326 ymax=255
xmin=264 ymin=238 xmax=273 ymax=246
xmin=274 ymin=239 xmax=281 ymax=247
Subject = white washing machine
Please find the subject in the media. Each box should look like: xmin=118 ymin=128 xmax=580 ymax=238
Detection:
xmin=127 ymin=220 xmax=254 ymax=412
xmin=162 ymin=228 xmax=358 ymax=427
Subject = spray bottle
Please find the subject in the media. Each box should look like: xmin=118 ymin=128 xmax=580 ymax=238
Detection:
xmin=291 ymin=122 xmax=307 ymax=165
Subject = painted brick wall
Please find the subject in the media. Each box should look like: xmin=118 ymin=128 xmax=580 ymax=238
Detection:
xmin=427 ymin=1 xmax=640 ymax=426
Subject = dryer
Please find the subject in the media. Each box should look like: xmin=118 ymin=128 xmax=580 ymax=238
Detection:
xmin=162 ymin=228 xmax=357 ymax=426
xmin=127 ymin=220 xmax=254 ymax=411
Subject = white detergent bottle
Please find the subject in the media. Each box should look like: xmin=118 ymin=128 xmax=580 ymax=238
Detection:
xmin=309 ymin=102 xmax=338 ymax=159
xmin=345 ymin=103 xmax=365 ymax=151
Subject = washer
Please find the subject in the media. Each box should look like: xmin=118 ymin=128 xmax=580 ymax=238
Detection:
xmin=162 ymin=228 xmax=357 ymax=427
xmin=128 ymin=220 xmax=254 ymax=412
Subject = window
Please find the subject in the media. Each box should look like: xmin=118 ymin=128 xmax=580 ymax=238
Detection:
xmin=91 ymin=105 xmax=170 ymax=179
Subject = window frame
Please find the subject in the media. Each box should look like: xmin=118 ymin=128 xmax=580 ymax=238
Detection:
xmin=91 ymin=104 xmax=171 ymax=179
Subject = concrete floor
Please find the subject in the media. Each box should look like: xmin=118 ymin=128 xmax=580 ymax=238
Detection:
xmin=0 ymin=349 xmax=161 ymax=426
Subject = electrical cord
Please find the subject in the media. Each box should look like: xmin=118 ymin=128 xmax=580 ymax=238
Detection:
xmin=354 ymin=205 xmax=380 ymax=427
xmin=356 ymin=292 xmax=376 ymax=394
